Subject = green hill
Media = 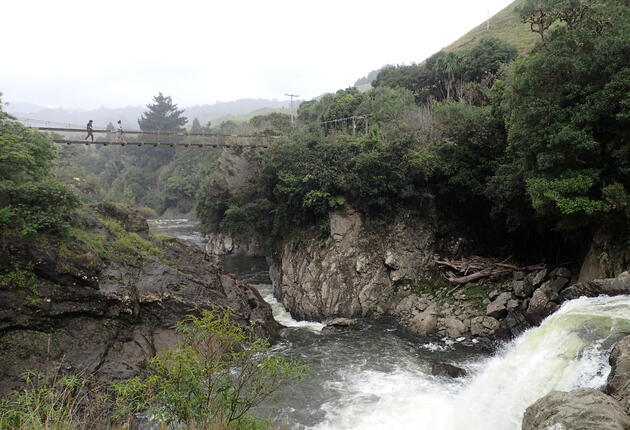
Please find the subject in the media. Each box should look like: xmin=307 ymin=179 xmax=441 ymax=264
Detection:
xmin=210 ymin=107 xmax=291 ymax=126
xmin=445 ymin=0 xmax=538 ymax=54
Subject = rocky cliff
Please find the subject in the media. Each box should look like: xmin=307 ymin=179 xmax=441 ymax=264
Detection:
xmin=270 ymin=207 xmax=630 ymax=340
xmin=0 ymin=204 xmax=278 ymax=394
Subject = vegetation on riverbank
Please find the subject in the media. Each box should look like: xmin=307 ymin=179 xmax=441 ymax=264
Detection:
xmin=0 ymin=311 xmax=304 ymax=430
xmin=198 ymin=0 xmax=630 ymax=262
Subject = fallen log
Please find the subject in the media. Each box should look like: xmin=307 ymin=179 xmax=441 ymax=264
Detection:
xmin=435 ymin=256 xmax=546 ymax=285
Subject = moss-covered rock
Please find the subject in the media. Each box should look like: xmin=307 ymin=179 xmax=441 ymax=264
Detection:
xmin=0 ymin=205 xmax=279 ymax=395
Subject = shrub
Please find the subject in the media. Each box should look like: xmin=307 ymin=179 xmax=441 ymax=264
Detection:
xmin=113 ymin=309 xmax=306 ymax=429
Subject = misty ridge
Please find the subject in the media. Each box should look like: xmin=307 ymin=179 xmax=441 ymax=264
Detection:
xmin=5 ymin=98 xmax=301 ymax=130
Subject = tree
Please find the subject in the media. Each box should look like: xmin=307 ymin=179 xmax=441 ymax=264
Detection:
xmin=436 ymin=52 xmax=463 ymax=100
xmin=137 ymin=92 xmax=188 ymax=132
xmin=499 ymin=0 xmax=630 ymax=231
xmin=519 ymin=0 xmax=555 ymax=43
xmin=519 ymin=0 xmax=599 ymax=43
xmin=462 ymin=37 xmax=518 ymax=83
xmin=0 ymin=93 xmax=81 ymax=237
xmin=191 ymin=117 xmax=202 ymax=133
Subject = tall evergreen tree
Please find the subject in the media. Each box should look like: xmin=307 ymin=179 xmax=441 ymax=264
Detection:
xmin=138 ymin=93 xmax=188 ymax=132
xmin=191 ymin=117 xmax=201 ymax=133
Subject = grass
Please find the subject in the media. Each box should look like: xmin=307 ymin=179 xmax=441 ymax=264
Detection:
xmin=99 ymin=218 xmax=164 ymax=262
xmin=444 ymin=0 xmax=539 ymax=55
xmin=0 ymin=372 xmax=110 ymax=430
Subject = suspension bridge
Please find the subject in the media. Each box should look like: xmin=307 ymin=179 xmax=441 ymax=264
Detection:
xmin=17 ymin=118 xmax=278 ymax=149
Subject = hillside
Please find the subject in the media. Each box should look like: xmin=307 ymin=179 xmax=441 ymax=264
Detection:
xmin=353 ymin=0 xmax=538 ymax=89
xmin=210 ymin=106 xmax=293 ymax=126
xmin=444 ymin=0 xmax=538 ymax=54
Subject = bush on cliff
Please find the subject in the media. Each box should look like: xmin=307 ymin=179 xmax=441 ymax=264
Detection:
xmin=113 ymin=309 xmax=306 ymax=429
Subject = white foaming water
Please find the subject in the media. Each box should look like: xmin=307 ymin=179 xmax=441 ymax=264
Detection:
xmin=312 ymin=295 xmax=630 ymax=430
xmin=254 ymin=283 xmax=325 ymax=332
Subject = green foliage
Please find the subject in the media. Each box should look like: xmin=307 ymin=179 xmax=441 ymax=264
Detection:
xmin=0 ymin=100 xmax=81 ymax=238
xmin=0 ymin=180 xmax=81 ymax=237
xmin=113 ymin=309 xmax=305 ymax=429
xmin=100 ymin=218 xmax=163 ymax=261
xmin=249 ymin=112 xmax=292 ymax=135
xmin=498 ymin=1 xmax=630 ymax=230
xmin=0 ymin=111 xmax=56 ymax=184
xmin=374 ymin=37 xmax=517 ymax=104
xmin=0 ymin=263 xmax=36 ymax=291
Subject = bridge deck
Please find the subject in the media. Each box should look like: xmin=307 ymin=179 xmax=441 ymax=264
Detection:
xmin=26 ymin=125 xmax=276 ymax=149
xmin=53 ymin=139 xmax=268 ymax=148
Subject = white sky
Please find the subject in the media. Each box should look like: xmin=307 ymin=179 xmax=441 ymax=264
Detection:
xmin=1 ymin=0 xmax=515 ymax=109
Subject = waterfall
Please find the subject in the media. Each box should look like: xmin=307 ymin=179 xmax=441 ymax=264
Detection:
xmin=313 ymin=295 xmax=630 ymax=430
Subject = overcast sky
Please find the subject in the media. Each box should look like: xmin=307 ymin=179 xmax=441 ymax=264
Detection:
xmin=2 ymin=0 xmax=516 ymax=109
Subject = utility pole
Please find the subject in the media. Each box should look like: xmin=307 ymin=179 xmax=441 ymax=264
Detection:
xmin=285 ymin=93 xmax=299 ymax=127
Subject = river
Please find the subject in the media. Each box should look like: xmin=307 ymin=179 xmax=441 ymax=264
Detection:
xmin=150 ymin=218 xmax=630 ymax=430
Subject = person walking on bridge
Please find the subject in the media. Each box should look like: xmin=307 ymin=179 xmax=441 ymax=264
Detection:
xmin=116 ymin=120 xmax=126 ymax=145
xmin=85 ymin=119 xmax=94 ymax=142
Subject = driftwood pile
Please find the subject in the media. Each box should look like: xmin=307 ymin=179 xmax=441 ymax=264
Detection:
xmin=435 ymin=256 xmax=545 ymax=285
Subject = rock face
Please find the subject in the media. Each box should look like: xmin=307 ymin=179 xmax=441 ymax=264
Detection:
xmin=205 ymin=232 xmax=264 ymax=257
xmin=522 ymin=388 xmax=630 ymax=430
xmin=269 ymin=206 xmax=584 ymax=340
xmin=0 ymin=206 xmax=278 ymax=395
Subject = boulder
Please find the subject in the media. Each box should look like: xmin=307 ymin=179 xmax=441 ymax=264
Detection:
xmin=606 ymin=335 xmax=630 ymax=412
xmin=322 ymin=317 xmax=359 ymax=333
xmin=409 ymin=304 xmax=439 ymax=336
xmin=503 ymin=309 xmax=530 ymax=338
xmin=486 ymin=292 xmax=512 ymax=319
xmin=560 ymin=278 xmax=630 ymax=301
xmin=470 ymin=316 xmax=500 ymax=337
xmin=526 ymin=278 xmax=568 ymax=325
xmin=442 ymin=317 xmax=466 ymax=338
xmin=431 ymin=362 xmax=467 ymax=378
xmin=513 ymin=279 xmax=534 ymax=298
xmin=522 ymin=388 xmax=630 ymax=430
xmin=529 ymin=268 xmax=548 ymax=287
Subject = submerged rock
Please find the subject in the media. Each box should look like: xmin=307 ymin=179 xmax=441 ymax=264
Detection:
xmin=322 ymin=317 xmax=359 ymax=333
xmin=431 ymin=362 xmax=467 ymax=378
xmin=522 ymin=388 xmax=630 ymax=430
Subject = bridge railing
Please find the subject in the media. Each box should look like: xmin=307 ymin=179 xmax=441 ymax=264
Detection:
xmin=17 ymin=118 xmax=277 ymax=148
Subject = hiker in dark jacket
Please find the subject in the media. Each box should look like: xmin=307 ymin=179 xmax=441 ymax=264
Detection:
xmin=85 ymin=120 xmax=94 ymax=142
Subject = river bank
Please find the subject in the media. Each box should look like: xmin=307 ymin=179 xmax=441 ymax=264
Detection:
xmin=163 ymin=219 xmax=630 ymax=429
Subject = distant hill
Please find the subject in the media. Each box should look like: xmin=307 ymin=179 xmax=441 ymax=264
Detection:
xmin=5 ymin=98 xmax=298 ymax=130
xmin=444 ymin=0 xmax=538 ymax=54
xmin=210 ymin=107 xmax=292 ymax=127
xmin=352 ymin=0 xmax=538 ymax=89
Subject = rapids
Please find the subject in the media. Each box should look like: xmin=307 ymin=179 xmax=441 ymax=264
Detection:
xmin=152 ymin=218 xmax=630 ymax=430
